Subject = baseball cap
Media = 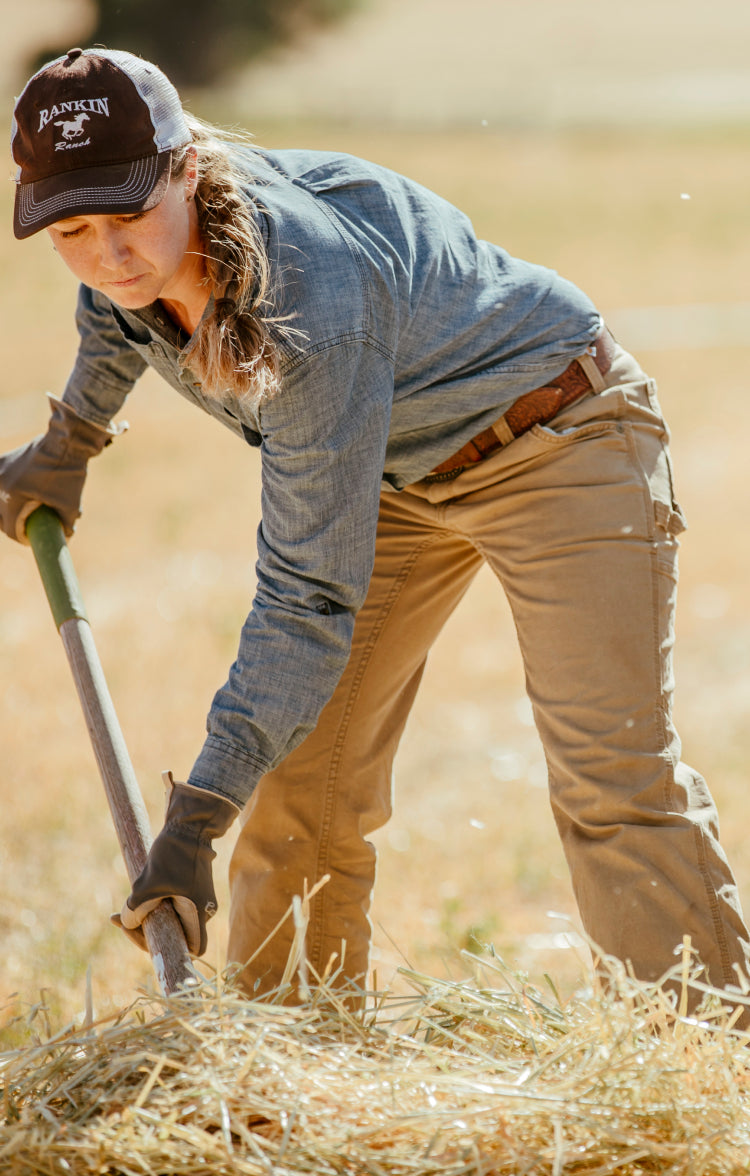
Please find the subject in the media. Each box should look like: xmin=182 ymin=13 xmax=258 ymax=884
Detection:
xmin=11 ymin=47 xmax=191 ymax=240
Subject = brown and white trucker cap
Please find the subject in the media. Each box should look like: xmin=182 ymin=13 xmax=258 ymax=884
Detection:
xmin=11 ymin=47 xmax=191 ymax=239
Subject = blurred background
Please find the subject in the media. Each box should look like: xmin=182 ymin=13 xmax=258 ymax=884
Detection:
xmin=2 ymin=0 xmax=750 ymax=1029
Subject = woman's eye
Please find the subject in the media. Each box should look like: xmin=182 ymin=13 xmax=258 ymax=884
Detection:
xmin=58 ymin=226 xmax=86 ymax=239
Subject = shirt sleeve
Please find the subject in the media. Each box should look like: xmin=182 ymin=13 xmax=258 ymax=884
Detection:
xmin=62 ymin=285 xmax=147 ymax=427
xmin=188 ymin=337 xmax=394 ymax=808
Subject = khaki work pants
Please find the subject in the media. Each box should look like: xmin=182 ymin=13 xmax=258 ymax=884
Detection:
xmin=227 ymin=346 xmax=750 ymax=1002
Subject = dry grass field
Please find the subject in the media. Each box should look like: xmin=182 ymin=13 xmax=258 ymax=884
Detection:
xmin=2 ymin=4 xmax=750 ymax=1039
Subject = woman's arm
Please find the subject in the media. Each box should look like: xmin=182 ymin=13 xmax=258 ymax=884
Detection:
xmin=62 ymin=285 xmax=148 ymax=427
xmin=189 ymin=337 xmax=395 ymax=808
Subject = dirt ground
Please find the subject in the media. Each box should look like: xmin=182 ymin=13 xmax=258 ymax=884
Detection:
xmin=2 ymin=5 xmax=750 ymax=1026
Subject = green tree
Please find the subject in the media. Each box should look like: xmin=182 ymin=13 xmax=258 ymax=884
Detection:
xmin=36 ymin=0 xmax=360 ymax=88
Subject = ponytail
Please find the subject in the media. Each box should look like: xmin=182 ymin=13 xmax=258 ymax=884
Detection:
xmin=173 ymin=115 xmax=282 ymax=405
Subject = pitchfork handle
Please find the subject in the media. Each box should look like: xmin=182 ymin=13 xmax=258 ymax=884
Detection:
xmin=26 ymin=505 xmax=197 ymax=997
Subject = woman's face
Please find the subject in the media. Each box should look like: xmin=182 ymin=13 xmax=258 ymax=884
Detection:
xmin=45 ymin=164 xmax=203 ymax=311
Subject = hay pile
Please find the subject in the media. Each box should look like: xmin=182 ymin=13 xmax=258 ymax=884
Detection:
xmin=2 ymin=948 xmax=750 ymax=1175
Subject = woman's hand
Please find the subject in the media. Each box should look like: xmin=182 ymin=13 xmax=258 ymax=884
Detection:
xmin=0 ymin=397 xmax=122 ymax=543
xmin=114 ymin=772 xmax=239 ymax=957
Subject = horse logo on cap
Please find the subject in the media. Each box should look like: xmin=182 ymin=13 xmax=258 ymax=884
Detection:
xmin=54 ymin=112 xmax=90 ymax=140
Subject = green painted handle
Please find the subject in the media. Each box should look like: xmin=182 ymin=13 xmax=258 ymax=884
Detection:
xmin=25 ymin=506 xmax=88 ymax=629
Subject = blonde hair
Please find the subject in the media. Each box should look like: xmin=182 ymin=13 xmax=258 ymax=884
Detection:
xmin=174 ymin=114 xmax=281 ymax=405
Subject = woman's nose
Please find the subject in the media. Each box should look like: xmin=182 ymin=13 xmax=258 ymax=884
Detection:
xmin=98 ymin=229 xmax=130 ymax=268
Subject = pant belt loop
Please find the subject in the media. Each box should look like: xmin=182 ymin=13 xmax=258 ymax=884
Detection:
xmin=577 ymin=348 xmax=608 ymax=394
xmin=490 ymin=415 xmax=516 ymax=446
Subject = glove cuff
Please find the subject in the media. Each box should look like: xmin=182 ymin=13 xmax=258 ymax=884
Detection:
xmin=162 ymin=771 xmax=240 ymax=842
xmin=48 ymin=395 xmax=127 ymax=457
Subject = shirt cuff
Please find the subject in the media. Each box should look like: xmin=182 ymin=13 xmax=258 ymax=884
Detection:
xmin=188 ymin=734 xmax=269 ymax=810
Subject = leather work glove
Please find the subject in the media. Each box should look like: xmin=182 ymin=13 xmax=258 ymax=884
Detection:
xmin=115 ymin=772 xmax=240 ymax=957
xmin=0 ymin=395 xmax=123 ymax=544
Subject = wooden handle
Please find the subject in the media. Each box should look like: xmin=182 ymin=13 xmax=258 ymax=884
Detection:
xmin=26 ymin=506 xmax=196 ymax=996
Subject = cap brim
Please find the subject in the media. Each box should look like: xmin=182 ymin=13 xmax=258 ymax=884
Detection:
xmin=13 ymin=150 xmax=172 ymax=240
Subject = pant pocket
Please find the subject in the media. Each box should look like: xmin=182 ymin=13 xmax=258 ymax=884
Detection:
xmin=653 ymin=499 xmax=686 ymax=581
xmin=654 ymin=498 xmax=687 ymax=538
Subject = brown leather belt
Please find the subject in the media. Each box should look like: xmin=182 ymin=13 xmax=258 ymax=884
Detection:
xmin=425 ymin=325 xmax=618 ymax=482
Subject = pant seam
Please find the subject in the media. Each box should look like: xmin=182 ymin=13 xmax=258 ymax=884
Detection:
xmin=308 ymin=530 xmax=448 ymax=971
xmin=630 ymin=431 xmax=732 ymax=979
xmin=690 ymin=815 xmax=734 ymax=985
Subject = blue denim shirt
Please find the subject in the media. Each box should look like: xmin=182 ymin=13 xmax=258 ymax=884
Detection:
xmin=61 ymin=146 xmax=601 ymax=808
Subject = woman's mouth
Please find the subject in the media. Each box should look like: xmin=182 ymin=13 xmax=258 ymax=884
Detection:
xmin=109 ymin=274 xmax=146 ymax=288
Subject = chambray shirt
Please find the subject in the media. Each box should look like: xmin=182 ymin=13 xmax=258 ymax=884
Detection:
xmin=61 ymin=146 xmax=601 ymax=808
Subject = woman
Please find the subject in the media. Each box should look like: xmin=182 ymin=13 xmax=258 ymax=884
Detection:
xmin=3 ymin=47 xmax=749 ymax=1009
